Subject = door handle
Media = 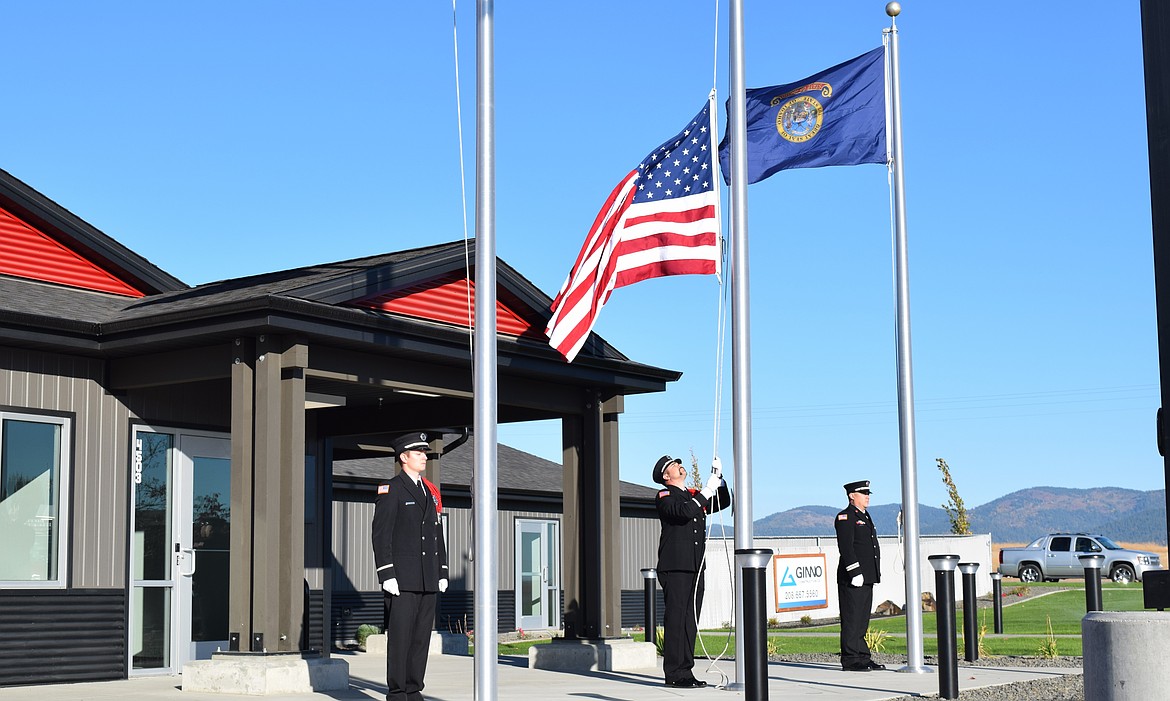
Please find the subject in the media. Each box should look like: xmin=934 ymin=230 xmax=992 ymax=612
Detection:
xmin=178 ymin=548 xmax=197 ymax=577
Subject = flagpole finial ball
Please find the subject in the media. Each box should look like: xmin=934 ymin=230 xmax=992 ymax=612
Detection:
xmin=886 ymin=2 xmax=901 ymax=17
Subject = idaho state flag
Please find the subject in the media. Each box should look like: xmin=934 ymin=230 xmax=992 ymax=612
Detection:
xmin=718 ymin=47 xmax=886 ymax=184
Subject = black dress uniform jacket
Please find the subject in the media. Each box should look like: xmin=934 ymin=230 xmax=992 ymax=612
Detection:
xmin=372 ymin=472 xmax=448 ymax=591
xmin=655 ymin=479 xmax=732 ymax=686
xmin=834 ymin=503 xmax=879 ymax=585
xmin=656 ymin=482 xmax=732 ymax=571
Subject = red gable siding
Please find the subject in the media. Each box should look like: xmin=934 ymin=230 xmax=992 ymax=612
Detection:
xmin=0 ymin=204 xmax=144 ymax=297
xmin=351 ymin=274 xmax=540 ymax=337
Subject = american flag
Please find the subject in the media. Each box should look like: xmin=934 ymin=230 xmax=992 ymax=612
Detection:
xmin=546 ymin=99 xmax=723 ymax=362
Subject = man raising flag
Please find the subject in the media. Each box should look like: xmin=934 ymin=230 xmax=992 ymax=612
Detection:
xmin=546 ymin=98 xmax=722 ymax=362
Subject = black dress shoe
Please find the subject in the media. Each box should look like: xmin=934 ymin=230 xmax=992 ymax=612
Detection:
xmin=665 ymin=678 xmax=709 ymax=688
xmin=866 ymin=661 xmax=887 ymax=670
xmin=842 ymin=663 xmax=872 ymax=672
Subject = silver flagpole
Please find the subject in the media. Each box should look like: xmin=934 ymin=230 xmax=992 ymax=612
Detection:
xmin=885 ymin=2 xmax=927 ymax=675
xmin=474 ymin=0 xmax=499 ymax=698
xmin=727 ymin=0 xmax=755 ymax=689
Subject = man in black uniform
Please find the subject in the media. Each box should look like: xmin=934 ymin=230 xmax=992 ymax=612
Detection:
xmin=372 ymin=432 xmax=449 ymax=701
xmin=653 ymin=454 xmax=731 ymax=688
xmin=834 ymin=479 xmax=884 ymax=672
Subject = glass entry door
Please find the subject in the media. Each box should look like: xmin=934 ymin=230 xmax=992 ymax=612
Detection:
xmin=130 ymin=428 xmax=231 ymax=674
xmin=515 ymin=519 xmax=560 ymax=631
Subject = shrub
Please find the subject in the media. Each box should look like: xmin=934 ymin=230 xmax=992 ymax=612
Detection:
xmin=356 ymin=623 xmax=381 ymax=649
xmin=864 ymin=627 xmax=890 ymax=653
xmin=766 ymin=636 xmax=783 ymax=656
xmin=1037 ymin=615 xmax=1059 ymax=658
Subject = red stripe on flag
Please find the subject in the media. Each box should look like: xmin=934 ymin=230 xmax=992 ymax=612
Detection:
xmin=624 ymin=204 xmax=715 ymax=227
xmin=614 ymin=230 xmax=719 ymax=255
xmin=615 ymin=258 xmax=717 ymax=289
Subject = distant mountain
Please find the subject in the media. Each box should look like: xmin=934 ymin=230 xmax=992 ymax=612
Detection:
xmin=748 ymin=487 xmax=1167 ymax=544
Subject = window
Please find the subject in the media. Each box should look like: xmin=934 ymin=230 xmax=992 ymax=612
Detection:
xmin=1049 ymin=537 xmax=1071 ymax=553
xmin=1076 ymin=537 xmax=1101 ymax=553
xmin=0 ymin=412 xmax=70 ymax=586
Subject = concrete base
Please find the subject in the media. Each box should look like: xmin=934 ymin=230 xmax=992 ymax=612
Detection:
xmin=528 ymin=637 xmax=657 ymax=672
xmin=1083 ymin=611 xmax=1170 ymax=700
xmin=182 ymin=652 xmax=349 ymax=694
xmin=364 ymin=631 xmax=468 ymax=656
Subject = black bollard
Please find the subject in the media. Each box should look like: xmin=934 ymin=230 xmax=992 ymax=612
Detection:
xmin=928 ymin=554 xmax=960 ymax=700
xmin=641 ymin=568 xmax=658 ymax=647
xmin=990 ymin=572 xmax=1004 ymax=634
xmin=958 ymin=562 xmax=980 ymax=662
xmin=1079 ymin=554 xmax=1105 ymax=613
xmin=736 ymin=548 xmax=773 ymax=701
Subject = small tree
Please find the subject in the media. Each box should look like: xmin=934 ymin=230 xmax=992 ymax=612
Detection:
xmin=688 ymin=450 xmax=702 ymax=490
xmin=937 ymin=458 xmax=971 ymax=535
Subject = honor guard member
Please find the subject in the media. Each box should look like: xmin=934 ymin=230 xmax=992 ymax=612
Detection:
xmin=653 ymin=454 xmax=732 ymax=688
xmin=834 ymin=479 xmax=884 ymax=672
xmin=372 ymin=432 xmax=449 ymax=701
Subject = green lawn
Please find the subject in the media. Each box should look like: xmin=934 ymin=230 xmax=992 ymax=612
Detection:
xmin=771 ymin=584 xmax=1147 ymax=657
xmin=486 ymin=583 xmax=1149 ymax=657
xmin=768 ymin=633 xmax=1083 ymax=657
xmin=794 ymin=587 xmax=1146 ymax=636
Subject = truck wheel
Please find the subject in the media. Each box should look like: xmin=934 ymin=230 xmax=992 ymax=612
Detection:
xmin=1111 ymin=564 xmax=1135 ymax=584
xmin=1019 ymin=563 xmax=1042 ymax=583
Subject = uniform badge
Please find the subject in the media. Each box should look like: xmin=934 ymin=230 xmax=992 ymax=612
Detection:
xmin=658 ymin=490 xmax=670 ymax=498
xmin=837 ymin=514 xmax=847 ymax=521
xmin=377 ymin=484 xmax=390 ymax=494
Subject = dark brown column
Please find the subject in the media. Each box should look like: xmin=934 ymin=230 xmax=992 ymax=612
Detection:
xmin=229 ymin=337 xmax=256 ymax=650
xmin=228 ymin=335 xmax=308 ymax=652
xmin=597 ymin=395 xmax=624 ymax=637
xmin=561 ymin=391 xmax=623 ymax=640
xmin=561 ymin=414 xmax=585 ymax=639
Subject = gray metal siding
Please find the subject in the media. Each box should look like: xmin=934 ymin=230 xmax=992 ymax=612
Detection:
xmin=332 ymin=498 xmax=377 ymax=592
xmin=619 ymin=514 xmax=661 ymax=589
xmin=1 ymin=346 xmax=232 ymax=589
xmin=0 ymin=346 xmax=128 ymax=589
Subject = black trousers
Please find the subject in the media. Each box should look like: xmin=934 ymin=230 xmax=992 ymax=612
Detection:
xmin=385 ymin=590 xmax=438 ymax=701
xmin=659 ymin=569 xmax=704 ymax=683
xmin=838 ymin=582 xmax=874 ymax=667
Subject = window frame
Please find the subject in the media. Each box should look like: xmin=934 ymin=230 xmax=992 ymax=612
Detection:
xmin=0 ymin=410 xmax=72 ymax=589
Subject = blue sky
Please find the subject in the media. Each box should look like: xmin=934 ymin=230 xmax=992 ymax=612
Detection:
xmin=1 ymin=2 xmax=1160 ymax=519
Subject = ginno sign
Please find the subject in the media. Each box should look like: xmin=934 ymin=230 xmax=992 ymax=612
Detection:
xmin=772 ymin=553 xmax=829 ymax=612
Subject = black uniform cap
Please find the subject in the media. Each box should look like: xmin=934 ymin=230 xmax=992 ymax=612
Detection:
xmin=392 ymin=432 xmax=431 ymax=456
xmin=844 ymin=480 xmax=871 ymax=494
xmin=652 ymin=455 xmax=680 ymax=485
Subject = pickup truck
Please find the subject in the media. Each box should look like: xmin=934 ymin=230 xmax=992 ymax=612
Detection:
xmin=998 ymin=533 xmax=1162 ymax=584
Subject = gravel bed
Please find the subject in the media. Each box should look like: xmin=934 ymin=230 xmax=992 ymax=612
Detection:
xmin=771 ymin=653 xmax=1084 ymax=701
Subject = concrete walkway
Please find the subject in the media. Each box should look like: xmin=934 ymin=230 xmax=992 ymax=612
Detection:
xmin=0 ymin=651 xmax=1081 ymax=701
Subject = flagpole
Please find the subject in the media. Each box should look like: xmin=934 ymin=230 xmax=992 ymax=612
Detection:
xmin=885 ymin=1 xmax=927 ymax=674
xmin=727 ymin=0 xmax=755 ymax=689
xmin=473 ymin=0 xmax=499 ymax=698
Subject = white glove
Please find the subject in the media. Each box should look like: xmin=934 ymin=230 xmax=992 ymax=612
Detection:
xmin=438 ymin=578 xmax=448 ymax=593
xmin=700 ymin=472 xmax=721 ymax=499
xmin=710 ymin=456 xmax=723 ymax=480
xmin=850 ymin=573 xmax=864 ymax=587
xmin=382 ymin=578 xmax=400 ymax=596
